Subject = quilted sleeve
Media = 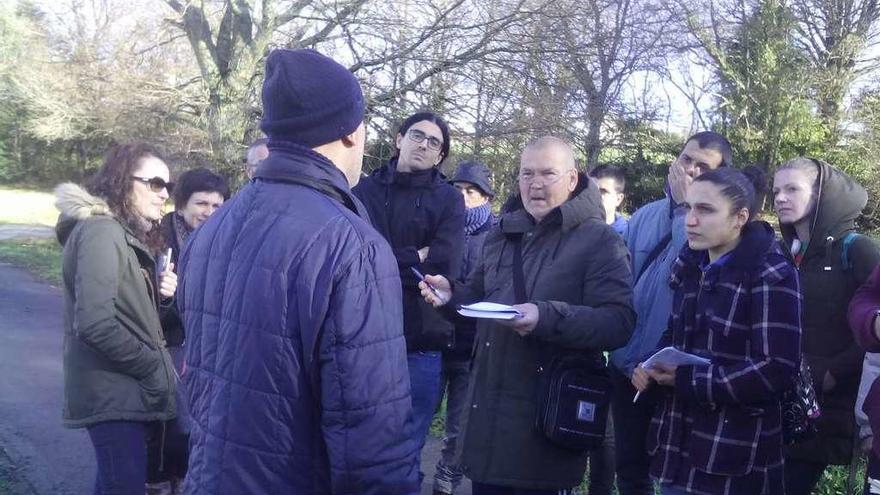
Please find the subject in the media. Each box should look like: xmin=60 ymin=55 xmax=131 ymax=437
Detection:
xmin=318 ymin=237 xmax=420 ymax=495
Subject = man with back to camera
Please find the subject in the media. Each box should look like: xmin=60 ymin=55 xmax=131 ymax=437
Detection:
xmin=177 ymin=49 xmax=419 ymax=495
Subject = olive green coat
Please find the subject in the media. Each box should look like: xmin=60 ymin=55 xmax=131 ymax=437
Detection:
xmin=55 ymin=183 xmax=176 ymax=428
xmin=450 ymin=177 xmax=635 ymax=490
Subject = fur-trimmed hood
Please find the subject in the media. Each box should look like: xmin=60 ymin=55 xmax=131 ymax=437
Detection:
xmin=53 ymin=182 xmax=112 ymax=246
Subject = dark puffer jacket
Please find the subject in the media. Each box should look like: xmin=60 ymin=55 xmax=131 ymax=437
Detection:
xmin=353 ymin=159 xmax=466 ymax=351
xmin=54 ymin=183 xmax=176 ymax=428
xmin=450 ymin=176 xmax=635 ymax=489
xmin=178 ymin=143 xmax=419 ymax=495
xmin=782 ymin=159 xmax=880 ymax=465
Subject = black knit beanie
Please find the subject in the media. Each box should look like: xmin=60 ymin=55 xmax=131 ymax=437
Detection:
xmin=260 ymin=49 xmax=365 ymax=148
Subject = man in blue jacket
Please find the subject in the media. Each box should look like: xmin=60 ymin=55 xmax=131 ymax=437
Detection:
xmin=178 ymin=49 xmax=419 ymax=495
xmin=608 ymin=131 xmax=731 ymax=495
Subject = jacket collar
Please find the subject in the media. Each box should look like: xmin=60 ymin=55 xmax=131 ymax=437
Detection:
xmin=500 ymin=172 xmax=605 ymax=235
xmin=371 ymin=157 xmax=446 ymax=188
xmin=256 ymin=140 xmax=369 ymax=219
xmin=674 ymin=221 xmax=777 ymax=288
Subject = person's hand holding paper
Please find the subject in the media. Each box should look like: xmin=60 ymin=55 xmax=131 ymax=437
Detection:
xmin=631 ymin=347 xmax=711 ymax=400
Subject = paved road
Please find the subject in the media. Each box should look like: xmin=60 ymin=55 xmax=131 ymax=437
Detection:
xmin=0 ymin=262 xmax=469 ymax=494
xmin=0 ymin=224 xmax=55 ymax=242
xmin=0 ymin=263 xmax=93 ymax=495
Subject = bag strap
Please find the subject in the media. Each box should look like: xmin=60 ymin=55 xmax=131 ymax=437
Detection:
xmin=842 ymin=232 xmax=861 ymax=271
xmin=512 ymin=233 xmax=527 ymax=303
xmin=636 ymin=232 xmax=673 ymax=284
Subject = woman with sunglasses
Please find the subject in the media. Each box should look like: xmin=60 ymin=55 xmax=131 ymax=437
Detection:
xmin=54 ymin=142 xmax=178 ymax=495
xmin=353 ymin=112 xmax=466 ymax=481
xmin=773 ymin=157 xmax=880 ymax=494
xmin=632 ymin=167 xmax=802 ymax=494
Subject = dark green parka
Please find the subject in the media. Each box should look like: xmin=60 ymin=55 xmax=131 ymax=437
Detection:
xmin=450 ymin=176 xmax=635 ymax=490
xmin=781 ymin=160 xmax=880 ymax=465
xmin=54 ymin=183 xmax=176 ymax=428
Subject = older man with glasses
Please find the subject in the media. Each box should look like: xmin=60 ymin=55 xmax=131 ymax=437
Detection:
xmin=417 ymin=136 xmax=635 ymax=494
xmin=353 ymin=111 xmax=466 ymax=489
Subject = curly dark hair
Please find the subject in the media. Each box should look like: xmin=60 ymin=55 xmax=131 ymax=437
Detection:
xmin=87 ymin=142 xmax=168 ymax=252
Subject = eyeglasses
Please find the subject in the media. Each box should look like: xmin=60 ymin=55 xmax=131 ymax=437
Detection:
xmin=517 ymin=169 xmax=567 ymax=186
xmin=133 ymin=176 xmax=174 ymax=193
xmin=407 ymin=129 xmax=443 ymax=151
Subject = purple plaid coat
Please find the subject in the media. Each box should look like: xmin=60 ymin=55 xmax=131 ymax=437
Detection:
xmin=647 ymin=221 xmax=802 ymax=494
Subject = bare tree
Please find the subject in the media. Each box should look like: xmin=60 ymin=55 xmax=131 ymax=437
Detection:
xmin=790 ymin=0 xmax=880 ymax=144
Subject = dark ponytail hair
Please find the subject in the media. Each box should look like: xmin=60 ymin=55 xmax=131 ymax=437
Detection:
xmin=694 ymin=166 xmax=767 ymax=222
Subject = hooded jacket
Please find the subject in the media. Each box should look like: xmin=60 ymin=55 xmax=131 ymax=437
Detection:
xmin=449 ymin=176 xmax=635 ymax=489
xmin=54 ymin=183 xmax=176 ymax=428
xmin=353 ymin=159 xmax=466 ymax=351
xmin=177 ymin=143 xmax=419 ymax=495
xmin=781 ymin=159 xmax=880 ymax=465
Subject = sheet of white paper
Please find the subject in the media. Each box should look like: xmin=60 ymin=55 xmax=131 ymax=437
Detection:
xmin=642 ymin=346 xmax=710 ymax=370
xmin=457 ymin=302 xmax=522 ymax=320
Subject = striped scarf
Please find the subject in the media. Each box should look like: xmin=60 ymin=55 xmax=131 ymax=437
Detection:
xmin=465 ymin=202 xmax=492 ymax=235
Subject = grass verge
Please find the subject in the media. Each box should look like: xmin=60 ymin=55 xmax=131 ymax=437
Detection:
xmin=0 ymin=188 xmax=57 ymax=227
xmin=0 ymin=239 xmax=62 ymax=285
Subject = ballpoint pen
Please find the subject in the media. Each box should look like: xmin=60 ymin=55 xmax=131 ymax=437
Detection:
xmin=410 ymin=266 xmax=445 ymax=304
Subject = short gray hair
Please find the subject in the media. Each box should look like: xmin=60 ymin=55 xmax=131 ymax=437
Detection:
xmin=521 ymin=136 xmax=576 ymax=170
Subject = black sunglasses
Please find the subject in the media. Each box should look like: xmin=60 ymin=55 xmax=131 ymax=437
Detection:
xmin=132 ymin=176 xmax=174 ymax=193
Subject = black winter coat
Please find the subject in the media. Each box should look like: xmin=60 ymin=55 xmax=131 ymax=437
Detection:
xmin=450 ymin=176 xmax=635 ymax=489
xmin=781 ymin=159 xmax=880 ymax=465
xmin=353 ymin=159 xmax=466 ymax=351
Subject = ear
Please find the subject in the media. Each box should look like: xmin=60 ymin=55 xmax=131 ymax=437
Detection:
xmin=341 ymin=130 xmax=358 ymax=148
xmin=395 ymin=133 xmax=404 ymax=150
xmin=568 ymin=168 xmax=578 ymax=192
xmin=433 ymin=154 xmax=443 ymax=166
xmin=614 ymin=193 xmax=624 ymax=208
xmin=734 ymin=207 xmax=749 ymax=230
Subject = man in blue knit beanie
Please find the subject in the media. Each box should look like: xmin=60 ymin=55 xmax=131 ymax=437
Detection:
xmin=179 ymin=48 xmax=420 ymax=495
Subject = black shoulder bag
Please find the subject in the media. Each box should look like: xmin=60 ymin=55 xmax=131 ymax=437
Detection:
xmin=511 ymin=234 xmax=611 ymax=451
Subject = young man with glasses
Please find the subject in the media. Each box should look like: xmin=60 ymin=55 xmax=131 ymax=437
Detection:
xmin=354 ymin=112 xmax=466 ymax=487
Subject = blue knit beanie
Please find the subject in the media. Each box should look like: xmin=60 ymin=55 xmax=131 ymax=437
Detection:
xmin=260 ymin=49 xmax=365 ymax=148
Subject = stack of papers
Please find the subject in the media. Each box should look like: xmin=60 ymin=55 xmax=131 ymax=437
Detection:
xmin=642 ymin=346 xmax=711 ymax=369
xmin=457 ymin=302 xmax=523 ymax=320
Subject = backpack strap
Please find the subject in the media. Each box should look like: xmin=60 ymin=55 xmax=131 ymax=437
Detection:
xmin=635 ymin=232 xmax=673 ymax=284
xmin=842 ymin=232 xmax=861 ymax=271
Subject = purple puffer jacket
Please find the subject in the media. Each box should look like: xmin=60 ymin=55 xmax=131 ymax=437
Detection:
xmin=849 ymin=264 xmax=880 ymax=459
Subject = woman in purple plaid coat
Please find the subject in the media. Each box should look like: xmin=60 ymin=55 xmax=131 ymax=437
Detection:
xmin=632 ymin=167 xmax=802 ymax=495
